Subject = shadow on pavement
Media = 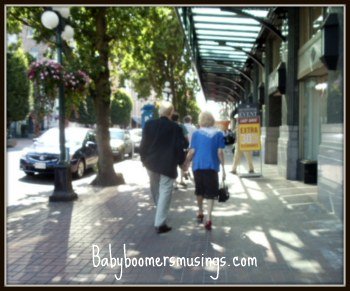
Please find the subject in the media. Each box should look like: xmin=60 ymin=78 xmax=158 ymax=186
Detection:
xmin=7 ymin=200 xmax=75 ymax=284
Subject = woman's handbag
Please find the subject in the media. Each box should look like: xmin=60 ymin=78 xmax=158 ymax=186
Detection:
xmin=218 ymin=179 xmax=230 ymax=202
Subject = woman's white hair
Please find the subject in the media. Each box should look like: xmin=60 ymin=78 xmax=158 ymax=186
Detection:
xmin=159 ymin=101 xmax=174 ymax=117
xmin=198 ymin=111 xmax=215 ymax=127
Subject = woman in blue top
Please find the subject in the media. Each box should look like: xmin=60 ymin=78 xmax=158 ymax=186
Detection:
xmin=183 ymin=111 xmax=226 ymax=230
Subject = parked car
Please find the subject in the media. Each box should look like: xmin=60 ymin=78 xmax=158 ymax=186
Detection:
xmin=130 ymin=128 xmax=142 ymax=153
xmin=109 ymin=128 xmax=134 ymax=160
xmin=20 ymin=127 xmax=98 ymax=179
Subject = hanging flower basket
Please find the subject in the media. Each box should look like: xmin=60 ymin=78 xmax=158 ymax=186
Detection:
xmin=28 ymin=59 xmax=64 ymax=99
xmin=28 ymin=59 xmax=90 ymax=120
xmin=64 ymin=70 xmax=90 ymax=117
xmin=28 ymin=59 xmax=90 ymax=99
xmin=64 ymin=70 xmax=90 ymax=94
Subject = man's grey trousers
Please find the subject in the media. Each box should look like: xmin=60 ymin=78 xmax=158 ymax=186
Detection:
xmin=147 ymin=170 xmax=174 ymax=228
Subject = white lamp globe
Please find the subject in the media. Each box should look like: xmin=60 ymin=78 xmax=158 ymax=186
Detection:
xmin=53 ymin=7 xmax=71 ymax=19
xmin=61 ymin=25 xmax=74 ymax=41
xmin=41 ymin=10 xmax=59 ymax=29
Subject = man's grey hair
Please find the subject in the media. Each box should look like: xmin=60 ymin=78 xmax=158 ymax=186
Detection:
xmin=159 ymin=101 xmax=174 ymax=117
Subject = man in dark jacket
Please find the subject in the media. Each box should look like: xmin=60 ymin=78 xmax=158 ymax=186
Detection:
xmin=140 ymin=101 xmax=187 ymax=234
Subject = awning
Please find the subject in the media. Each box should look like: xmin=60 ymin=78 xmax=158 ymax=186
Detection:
xmin=176 ymin=7 xmax=280 ymax=103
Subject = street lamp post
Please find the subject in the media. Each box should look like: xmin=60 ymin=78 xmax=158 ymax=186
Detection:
xmin=41 ymin=7 xmax=77 ymax=202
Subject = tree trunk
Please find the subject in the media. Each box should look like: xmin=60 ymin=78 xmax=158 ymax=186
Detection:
xmin=91 ymin=8 xmax=124 ymax=186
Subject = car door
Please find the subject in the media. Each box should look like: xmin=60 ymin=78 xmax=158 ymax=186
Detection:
xmin=83 ymin=131 xmax=98 ymax=167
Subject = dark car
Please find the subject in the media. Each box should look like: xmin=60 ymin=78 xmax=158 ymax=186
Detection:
xmin=109 ymin=128 xmax=134 ymax=160
xmin=20 ymin=127 xmax=98 ymax=179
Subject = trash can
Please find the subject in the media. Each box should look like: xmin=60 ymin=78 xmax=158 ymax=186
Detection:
xmin=299 ymin=160 xmax=317 ymax=184
xmin=141 ymin=104 xmax=155 ymax=128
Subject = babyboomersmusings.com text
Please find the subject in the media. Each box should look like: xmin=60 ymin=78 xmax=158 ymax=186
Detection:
xmin=92 ymin=244 xmax=258 ymax=280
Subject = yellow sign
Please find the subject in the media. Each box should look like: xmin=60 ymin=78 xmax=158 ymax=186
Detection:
xmin=238 ymin=122 xmax=261 ymax=151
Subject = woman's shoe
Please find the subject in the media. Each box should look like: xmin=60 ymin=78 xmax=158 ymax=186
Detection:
xmin=197 ymin=213 xmax=204 ymax=223
xmin=205 ymin=220 xmax=212 ymax=231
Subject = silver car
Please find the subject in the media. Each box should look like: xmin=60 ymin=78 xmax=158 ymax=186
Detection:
xmin=130 ymin=128 xmax=142 ymax=153
xmin=109 ymin=128 xmax=134 ymax=160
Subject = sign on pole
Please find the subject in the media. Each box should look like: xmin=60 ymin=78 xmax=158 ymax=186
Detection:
xmin=237 ymin=116 xmax=261 ymax=151
xmin=236 ymin=103 xmax=262 ymax=177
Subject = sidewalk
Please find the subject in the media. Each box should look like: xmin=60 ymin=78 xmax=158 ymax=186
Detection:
xmin=6 ymin=151 xmax=344 ymax=286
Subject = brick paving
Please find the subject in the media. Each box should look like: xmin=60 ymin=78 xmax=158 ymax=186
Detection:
xmin=6 ymin=150 xmax=344 ymax=286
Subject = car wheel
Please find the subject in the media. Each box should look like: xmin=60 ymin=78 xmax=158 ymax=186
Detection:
xmin=75 ymin=159 xmax=85 ymax=179
xmin=24 ymin=171 xmax=35 ymax=176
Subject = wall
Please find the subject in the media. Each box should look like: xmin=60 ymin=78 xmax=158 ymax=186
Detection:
xmin=318 ymin=124 xmax=343 ymax=219
xmin=317 ymin=7 xmax=344 ymax=219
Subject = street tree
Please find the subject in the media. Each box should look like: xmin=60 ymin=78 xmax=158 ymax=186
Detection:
xmin=119 ymin=7 xmax=200 ymax=115
xmin=7 ymin=44 xmax=30 ymax=135
xmin=70 ymin=7 xmax=153 ymax=186
xmin=175 ymin=72 xmax=201 ymax=122
xmin=73 ymin=95 xmax=96 ymax=126
xmin=110 ymin=89 xmax=133 ymax=128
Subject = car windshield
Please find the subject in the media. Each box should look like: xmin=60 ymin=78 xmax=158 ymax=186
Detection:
xmin=110 ymin=130 xmax=124 ymax=140
xmin=36 ymin=128 xmax=87 ymax=147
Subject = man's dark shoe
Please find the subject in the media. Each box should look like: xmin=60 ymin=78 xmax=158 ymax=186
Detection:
xmin=155 ymin=224 xmax=172 ymax=234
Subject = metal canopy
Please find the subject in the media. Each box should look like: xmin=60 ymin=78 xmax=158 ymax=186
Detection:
xmin=177 ymin=7 xmax=276 ymax=103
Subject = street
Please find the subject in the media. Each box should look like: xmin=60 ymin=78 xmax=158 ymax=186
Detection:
xmin=6 ymin=138 xmax=144 ymax=207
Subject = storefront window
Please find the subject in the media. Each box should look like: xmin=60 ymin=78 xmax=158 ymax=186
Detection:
xmin=299 ymin=76 xmax=328 ymax=160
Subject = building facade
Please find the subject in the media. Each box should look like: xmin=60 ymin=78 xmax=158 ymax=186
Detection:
xmin=259 ymin=7 xmax=344 ymax=219
xmin=178 ymin=6 xmax=344 ymax=220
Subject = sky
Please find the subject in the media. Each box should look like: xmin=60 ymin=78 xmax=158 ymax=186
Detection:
xmin=196 ymin=90 xmax=223 ymax=120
